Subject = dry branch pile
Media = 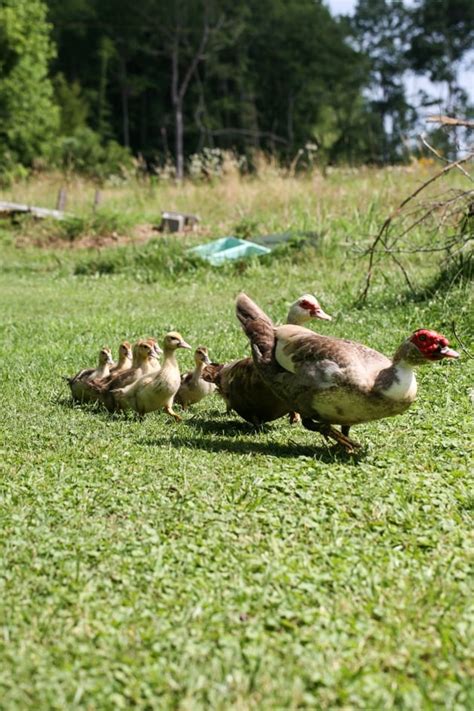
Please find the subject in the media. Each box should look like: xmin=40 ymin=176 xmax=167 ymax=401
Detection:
xmin=359 ymin=117 xmax=474 ymax=302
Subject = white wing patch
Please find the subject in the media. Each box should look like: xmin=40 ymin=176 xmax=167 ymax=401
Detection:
xmin=275 ymin=340 xmax=296 ymax=373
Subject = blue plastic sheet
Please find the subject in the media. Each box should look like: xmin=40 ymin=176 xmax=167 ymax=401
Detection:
xmin=187 ymin=237 xmax=271 ymax=266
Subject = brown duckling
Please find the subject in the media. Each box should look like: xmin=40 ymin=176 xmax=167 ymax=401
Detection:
xmin=114 ymin=331 xmax=191 ymax=420
xmin=175 ymin=346 xmax=216 ymax=409
xmin=67 ymin=347 xmax=114 ymax=402
xmin=109 ymin=341 xmax=133 ymax=375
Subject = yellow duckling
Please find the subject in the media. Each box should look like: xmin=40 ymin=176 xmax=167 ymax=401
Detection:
xmin=114 ymin=331 xmax=191 ymax=420
xmin=144 ymin=337 xmax=162 ymax=372
xmin=109 ymin=341 xmax=133 ymax=375
xmin=93 ymin=339 xmax=163 ymax=412
xmin=67 ymin=347 xmax=114 ymax=402
xmin=175 ymin=346 xmax=216 ymax=409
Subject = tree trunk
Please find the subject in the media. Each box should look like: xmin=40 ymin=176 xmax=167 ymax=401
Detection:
xmin=119 ymin=56 xmax=130 ymax=148
xmin=175 ymin=100 xmax=184 ymax=180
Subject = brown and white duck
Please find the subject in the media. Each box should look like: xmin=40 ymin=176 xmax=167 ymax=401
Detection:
xmin=236 ymin=292 xmax=459 ymax=451
xmin=67 ymin=346 xmax=114 ymax=402
xmin=114 ymin=332 xmax=191 ymax=420
xmin=203 ymin=294 xmax=331 ymax=425
xmin=94 ymin=339 xmax=162 ymax=412
xmin=175 ymin=346 xmax=216 ymax=409
xmin=109 ymin=341 xmax=133 ymax=375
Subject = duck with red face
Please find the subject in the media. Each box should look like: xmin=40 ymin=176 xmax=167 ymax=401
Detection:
xmin=236 ymin=293 xmax=460 ymax=452
xmin=408 ymin=329 xmax=460 ymax=361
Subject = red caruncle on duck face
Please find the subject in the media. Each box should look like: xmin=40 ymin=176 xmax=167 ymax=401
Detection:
xmin=410 ymin=329 xmax=460 ymax=360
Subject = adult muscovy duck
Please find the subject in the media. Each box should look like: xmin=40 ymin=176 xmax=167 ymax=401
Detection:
xmin=203 ymin=294 xmax=332 ymax=425
xmin=236 ymin=292 xmax=459 ymax=450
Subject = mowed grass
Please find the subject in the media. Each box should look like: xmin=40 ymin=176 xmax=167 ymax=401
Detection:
xmin=0 ymin=168 xmax=473 ymax=709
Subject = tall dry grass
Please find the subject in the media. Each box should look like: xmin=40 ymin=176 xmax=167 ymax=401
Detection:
xmin=0 ymin=156 xmax=460 ymax=241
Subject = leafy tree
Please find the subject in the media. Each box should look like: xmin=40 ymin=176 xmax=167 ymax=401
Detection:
xmin=350 ymin=0 xmax=414 ymax=163
xmin=53 ymin=73 xmax=90 ymax=135
xmin=0 ymin=0 xmax=59 ymax=168
xmin=407 ymin=0 xmax=474 ymax=113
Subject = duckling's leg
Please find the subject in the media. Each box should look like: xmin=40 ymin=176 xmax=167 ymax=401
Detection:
xmin=302 ymin=418 xmax=360 ymax=452
xmin=164 ymin=404 xmax=182 ymax=423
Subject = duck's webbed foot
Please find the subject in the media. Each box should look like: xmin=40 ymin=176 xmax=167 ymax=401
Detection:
xmin=164 ymin=405 xmax=182 ymax=423
xmin=302 ymin=418 xmax=361 ymax=453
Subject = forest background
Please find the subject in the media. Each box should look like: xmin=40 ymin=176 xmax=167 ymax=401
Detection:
xmin=1 ymin=0 xmax=473 ymax=185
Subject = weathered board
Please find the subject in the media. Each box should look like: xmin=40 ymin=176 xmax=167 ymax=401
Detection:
xmin=0 ymin=201 xmax=66 ymax=220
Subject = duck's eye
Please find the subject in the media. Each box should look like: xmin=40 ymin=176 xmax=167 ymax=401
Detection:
xmin=418 ymin=334 xmax=426 ymax=342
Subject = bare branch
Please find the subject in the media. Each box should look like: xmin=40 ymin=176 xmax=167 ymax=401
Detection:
xmin=427 ymin=115 xmax=474 ymax=129
xmin=356 ymin=151 xmax=474 ymax=304
xmin=420 ymin=134 xmax=473 ymax=182
xmin=452 ymin=321 xmax=474 ymax=359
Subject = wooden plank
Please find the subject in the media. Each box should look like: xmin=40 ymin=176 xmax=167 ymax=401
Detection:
xmin=0 ymin=201 xmax=66 ymax=220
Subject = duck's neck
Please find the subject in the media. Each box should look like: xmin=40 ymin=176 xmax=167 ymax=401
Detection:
xmin=191 ymin=360 xmax=205 ymax=381
xmin=97 ymin=362 xmax=111 ymax=379
xmin=162 ymin=348 xmax=179 ymax=371
xmin=286 ymin=309 xmax=308 ymax=326
xmin=116 ymin=355 xmax=131 ymax=372
xmin=141 ymin=357 xmax=157 ymax=374
xmin=379 ymin=345 xmax=417 ymax=401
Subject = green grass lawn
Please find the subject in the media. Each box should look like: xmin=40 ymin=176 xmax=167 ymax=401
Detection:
xmin=0 ymin=172 xmax=473 ymax=709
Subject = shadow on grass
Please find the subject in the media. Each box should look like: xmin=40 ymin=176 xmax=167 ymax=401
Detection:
xmin=185 ymin=415 xmax=269 ymax=436
xmin=139 ymin=431 xmax=364 ymax=463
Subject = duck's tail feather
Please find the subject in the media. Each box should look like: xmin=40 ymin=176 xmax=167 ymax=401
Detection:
xmin=235 ymin=293 xmax=275 ymax=365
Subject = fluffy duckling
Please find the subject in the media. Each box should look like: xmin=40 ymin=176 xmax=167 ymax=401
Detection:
xmin=109 ymin=341 xmax=133 ymax=375
xmin=93 ymin=339 xmax=162 ymax=412
xmin=67 ymin=347 xmax=114 ymax=402
xmin=114 ymin=331 xmax=191 ymax=420
xmin=145 ymin=337 xmax=162 ymax=372
xmin=175 ymin=346 xmax=216 ymax=409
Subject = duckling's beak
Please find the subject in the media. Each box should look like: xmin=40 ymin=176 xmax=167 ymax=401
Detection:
xmin=314 ymin=307 xmax=332 ymax=321
xmin=178 ymin=340 xmax=192 ymax=350
xmin=107 ymin=353 xmax=114 ymax=364
xmin=202 ymin=354 xmax=211 ymax=365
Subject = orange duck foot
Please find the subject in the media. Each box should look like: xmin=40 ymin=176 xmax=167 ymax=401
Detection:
xmin=302 ymin=418 xmax=361 ymax=453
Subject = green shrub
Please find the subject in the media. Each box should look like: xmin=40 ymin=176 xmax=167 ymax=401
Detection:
xmin=53 ymin=127 xmax=135 ymax=181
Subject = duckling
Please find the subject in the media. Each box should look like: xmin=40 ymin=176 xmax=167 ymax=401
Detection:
xmin=109 ymin=341 xmax=133 ymax=375
xmin=145 ymin=337 xmax=162 ymax=372
xmin=175 ymin=346 xmax=216 ymax=409
xmin=93 ymin=339 xmax=162 ymax=412
xmin=114 ymin=331 xmax=191 ymax=420
xmin=67 ymin=347 xmax=114 ymax=402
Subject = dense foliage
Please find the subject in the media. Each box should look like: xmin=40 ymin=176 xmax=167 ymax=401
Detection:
xmin=0 ymin=0 xmax=59 ymax=179
xmin=0 ymin=0 xmax=472 ymax=179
